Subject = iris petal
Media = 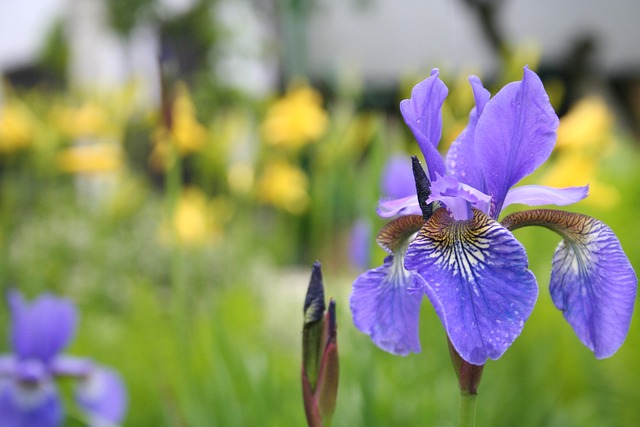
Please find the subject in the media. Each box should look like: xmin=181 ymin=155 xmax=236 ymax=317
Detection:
xmin=400 ymin=69 xmax=448 ymax=180
xmin=405 ymin=209 xmax=538 ymax=365
xmin=0 ymin=377 xmax=63 ymax=427
xmin=502 ymin=184 xmax=589 ymax=209
xmin=446 ymin=76 xmax=491 ymax=191
xmin=350 ymin=254 xmax=425 ymax=356
xmin=476 ymin=67 xmax=559 ymax=215
xmin=9 ymin=291 xmax=77 ymax=363
xmin=377 ymin=194 xmax=420 ymax=218
xmin=502 ymin=209 xmax=637 ymax=358
xmin=76 ymin=367 xmax=128 ymax=426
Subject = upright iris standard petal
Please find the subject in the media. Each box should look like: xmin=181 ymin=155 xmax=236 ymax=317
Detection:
xmin=446 ymin=76 xmax=491 ymax=192
xmin=475 ymin=67 xmax=559 ymax=215
xmin=9 ymin=292 xmax=77 ymax=363
xmin=0 ymin=377 xmax=63 ymax=427
xmin=76 ymin=367 xmax=128 ymax=426
xmin=400 ymin=69 xmax=448 ymax=180
xmin=405 ymin=209 xmax=538 ymax=365
xmin=502 ymin=209 xmax=637 ymax=358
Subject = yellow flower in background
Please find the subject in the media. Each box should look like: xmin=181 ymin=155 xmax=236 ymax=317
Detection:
xmin=150 ymin=83 xmax=208 ymax=171
xmin=162 ymin=187 xmax=233 ymax=247
xmin=262 ymin=84 xmax=328 ymax=148
xmin=170 ymin=82 xmax=208 ymax=154
xmin=541 ymin=96 xmax=620 ymax=207
xmin=51 ymin=102 xmax=109 ymax=139
xmin=555 ymin=96 xmax=615 ymax=150
xmin=57 ymin=142 xmax=123 ymax=174
xmin=258 ymin=160 xmax=309 ymax=214
xmin=0 ymin=102 xmax=34 ymax=153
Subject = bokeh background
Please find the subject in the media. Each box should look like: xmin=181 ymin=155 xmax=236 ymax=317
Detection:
xmin=1 ymin=0 xmax=640 ymax=425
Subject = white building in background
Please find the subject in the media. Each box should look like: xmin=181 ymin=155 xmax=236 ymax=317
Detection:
xmin=1 ymin=0 xmax=640 ymax=93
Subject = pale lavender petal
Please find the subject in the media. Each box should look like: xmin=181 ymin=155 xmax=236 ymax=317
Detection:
xmin=377 ymin=194 xmax=420 ymax=218
xmin=446 ymin=76 xmax=491 ymax=191
xmin=428 ymin=174 xmax=492 ymax=220
xmin=0 ymin=356 xmax=16 ymax=376
xmin=400 ymin=69 xmax=448 ymax=180
xmin=50 ymin=356 xmax=94 ymax=378
xmin=76 ymin=367 xmax=128 ymax=426
xmin=350 ymin=255 xmax=425 ymax=356
xmin=381 ymin=154 xmax=415 ymax=199
xmin=476 ymin=67 xmax=559 ymax=215
xmin=502 ymin=185 xmax=589 ymax=210
xmin=0 ymin=377 xmax=63 ymax=427
xmin=9 ymin=291 xmax=77 ymax=363
xmin=405 ymin=209 xmax=538 ymax=365
xmin=548 ymin=214 xmax=637 ymax=358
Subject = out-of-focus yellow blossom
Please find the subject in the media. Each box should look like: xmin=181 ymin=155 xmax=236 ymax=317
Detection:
xmin=541 ymin=96 xmax=620 ymax=207
xmin=57 ymin=142 xmax=123 ymax=174
xmin=258 ymin=160 xmax=309 ymax=214
xmin=170 ymin=83 xmax=208 ymax=154
xmin=162 ymin=187 xmax=233 ymax=247
xmin=228 ymin=161 xmax=255 ymax=196
xmin=262 ymin=84 xmax=328 ymax=148
xmin=51 ymin=102 xmax=110 ymax=139
xmin=150 ymin=83 xmax=208 ymax=171
xmin=0 ymin=102 xmax=34 ymax=153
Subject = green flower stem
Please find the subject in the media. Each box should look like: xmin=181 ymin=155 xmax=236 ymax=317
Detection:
xmin=458 ymin=392 xmax=477 ymax=427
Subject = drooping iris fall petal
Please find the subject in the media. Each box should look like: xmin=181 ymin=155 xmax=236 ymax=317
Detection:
xmin=502 ymin=209 xmax=637 ymax=358
xmin=405 ymin=209 xmax=538 ymax=365
xmin=0 ymin=377 xmax=63 ymax=427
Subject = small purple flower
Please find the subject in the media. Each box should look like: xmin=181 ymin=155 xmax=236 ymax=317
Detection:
xmin=351 ymin=67 xmax=637 ymax=365
xmin=0 ymin=291 xmax=127 ymax=427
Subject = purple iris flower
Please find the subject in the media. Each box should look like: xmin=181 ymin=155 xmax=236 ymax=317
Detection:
xmin=351 ymin=67 xmax=637 ymax=365
xmin=0 ymin=291 xmax=127 ymax=427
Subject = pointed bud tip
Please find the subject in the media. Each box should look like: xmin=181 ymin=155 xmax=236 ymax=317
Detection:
xmin=304 ymin=261 xmax=326 ymax=325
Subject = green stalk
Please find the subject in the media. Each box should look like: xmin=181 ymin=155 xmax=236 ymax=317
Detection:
xmin=458 ymin=393 xmax=477 ymax=427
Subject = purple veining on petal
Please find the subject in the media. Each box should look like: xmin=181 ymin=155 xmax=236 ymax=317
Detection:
xmin=9 ymin=292 xmax=77 ymax=363
xmin=400 ymin=69 xmax=448 ymax=180
xmin=350 ymin=254 xmax=425 ymax=356
xmin=405 ymin=209 xmax=538 ymax=365
xmin=476 ymin=67 xmax=559 ymax=216
xmin=502 ymin=184 xmax=589 ymax=210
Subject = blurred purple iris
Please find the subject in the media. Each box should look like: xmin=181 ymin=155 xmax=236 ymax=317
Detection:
xmin=351 ymin=67 xmax=637 ymax=365
xmin=0 ymin=291 xmax=127 ymax=427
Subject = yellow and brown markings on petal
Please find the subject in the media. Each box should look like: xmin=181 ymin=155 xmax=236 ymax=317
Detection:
xmin=376 ymin=214 xmax=425 ymax=254
xmin=418 ymin=208 xmax=498 ymax=277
